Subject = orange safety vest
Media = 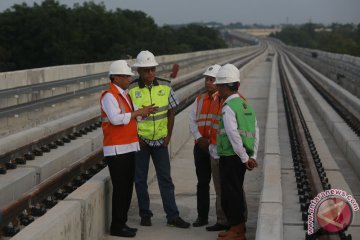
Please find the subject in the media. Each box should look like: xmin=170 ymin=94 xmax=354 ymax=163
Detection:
xmin=100 ymin=82 xmax=138 ymax=146
xmin=195 ymin=93 xmax=215 ymax=141
xmin=209 ymin=92 xmax=247 ymax=144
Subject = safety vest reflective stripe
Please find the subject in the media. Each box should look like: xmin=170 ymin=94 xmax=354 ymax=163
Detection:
xmin=102 ymin=117 xmax=109 ymax=123
xmin=157 ymin=105 xmax=169 ymax=112
xmin=218 ymin=129 xmax=255 ymax=138
xmin=128 ymin=78 xmax=171 ymax=140
xmin=195 ymin=93 xmax=213 ymax=140
xmin=142 ymin=112 xmax=168 ymax=121
xmin=199 ymin=113 xmax=207 ymax=118
xmin=197 ymin=120 xmax=213 ymax=127
xmin=198 ymin=113 xmax=220 ymax=119
xmin=196 ymin=94 xmax=205 ymax=120
xmin=198 ymin=113 xmax=210 ymax=119
xmin=209 ymin=92 xmax=222 ymax=144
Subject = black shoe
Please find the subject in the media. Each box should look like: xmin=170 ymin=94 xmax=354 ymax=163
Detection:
xmin=167 ymin=216 xmax=190 ymax=228
xmin=110 ymin=227 xmax=136 ymax=237
xmin=206 ymin=223 xmax=229 ymax=231
xmin=125 ymin=224 xmax=138 ymax=233
xmin=192 ymin=218 xmax=208 ymax=227
xmin=140 ymin=217 xmax=152 ymax=226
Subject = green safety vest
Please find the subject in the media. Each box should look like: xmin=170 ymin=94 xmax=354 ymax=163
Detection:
xmin=129 ymin=77 xmax=171 ymax=140
xmin=217 ymin=96 xmax=256 ymax=156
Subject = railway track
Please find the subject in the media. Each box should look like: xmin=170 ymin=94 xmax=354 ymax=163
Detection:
xmin=0 ymin=46 xmax=266 ymax=238
xmin=277 ymin=47 xmax=357 ymax=239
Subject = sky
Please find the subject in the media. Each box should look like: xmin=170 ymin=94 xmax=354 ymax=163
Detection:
xmin=0 ymin=0 xmax=359 ymax=26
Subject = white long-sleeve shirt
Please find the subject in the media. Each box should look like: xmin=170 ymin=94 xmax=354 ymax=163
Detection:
xmin=213 ymin=94 xmax=259 ymax=163
xmin=101 ymin=84 xmax=140 ymax=156
xmin=189 ymin=99 xmax=203 ymax=140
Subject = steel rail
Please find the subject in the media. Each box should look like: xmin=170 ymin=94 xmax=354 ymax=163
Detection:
xmin=278 ymin=51 xmax=350 ymax=240
xmin=0 ymin=150 xmax=104 ymax=231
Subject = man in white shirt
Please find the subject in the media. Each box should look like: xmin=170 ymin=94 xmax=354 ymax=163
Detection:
xmin=189 ymin=64 xmax=221 ymax=227
xmin=213 ymin=64 xmax=259 ymax=240
xmin=100 ymin=60 xmax=157 ymax=238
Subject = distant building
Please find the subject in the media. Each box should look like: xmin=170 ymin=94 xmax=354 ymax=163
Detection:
xmin=238 ymin=28 xmax=281 ymax=37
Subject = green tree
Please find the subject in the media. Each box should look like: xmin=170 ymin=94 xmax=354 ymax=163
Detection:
xmin=272 ymin=22 xmax=360 ymax=57
xmin=0 ymin=0 xmax=228 ymax=72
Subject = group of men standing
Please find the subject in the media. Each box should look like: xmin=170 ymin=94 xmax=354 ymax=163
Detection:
xmin=100 ymin=50 xmax=258 ymax=240
xmin=190 ymin=63 xmax=259 ymax=240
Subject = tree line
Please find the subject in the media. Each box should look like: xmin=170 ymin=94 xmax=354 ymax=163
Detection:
xmin=0 ymin=0 xmax=227 ymax=72
xmin=270 ymin=23 xmax=360 ymax=57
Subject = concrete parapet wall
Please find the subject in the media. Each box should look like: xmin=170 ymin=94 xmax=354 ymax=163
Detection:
xmin=0 ymin=62 xmax=112 ymax=91
xmin=0 ymin=47 xmax=254 ymax=91
xmin=256 ymin=52 xmax=283 ymax=240
xmin=296 ymin=55 xmax=360 ymax=119
xmin=8 ymin=167 xmax=111 ymax=240
xmin=10 ymin=200 xmax=82 ymax=240
xmin=289 ymin=46 xmax=360 ymax=97
xmin=292 ymin=47 xmax=360 ymax=66
xmin=65 ymin=168 xmax=112 ymax=240
xmin=288 ymin=53 xmax=360 ymax=179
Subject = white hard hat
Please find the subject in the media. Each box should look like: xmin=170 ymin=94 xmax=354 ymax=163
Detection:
xmin=214 ymin=64 xmax=240 ymax=84
xmin=132 ymin=50 xmax=159 ymax=68
xmin=109 ymin=60 xmax=134 ymax=76
xmin=203 ymin=64 xmax=221 ymax=78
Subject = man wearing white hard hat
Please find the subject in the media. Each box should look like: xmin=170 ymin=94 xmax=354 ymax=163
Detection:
xmin=214 ymin=64 xmax=259 ymax=240
xmin=189 ymin=64 xmax=221 ymax=227
xmin=129 ymin=51 xmax=190 ymax=229
xmin=100 ymin=60 xmax=157 ymax=238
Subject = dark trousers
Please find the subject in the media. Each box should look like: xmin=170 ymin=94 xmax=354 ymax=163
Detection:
xmin=106 ymin=152 xmax=135 ymax=229
xmin=194 ymin=144 xmax=212 ymax=220
xmin=219 ymin=155 xmax=247 ymax=226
